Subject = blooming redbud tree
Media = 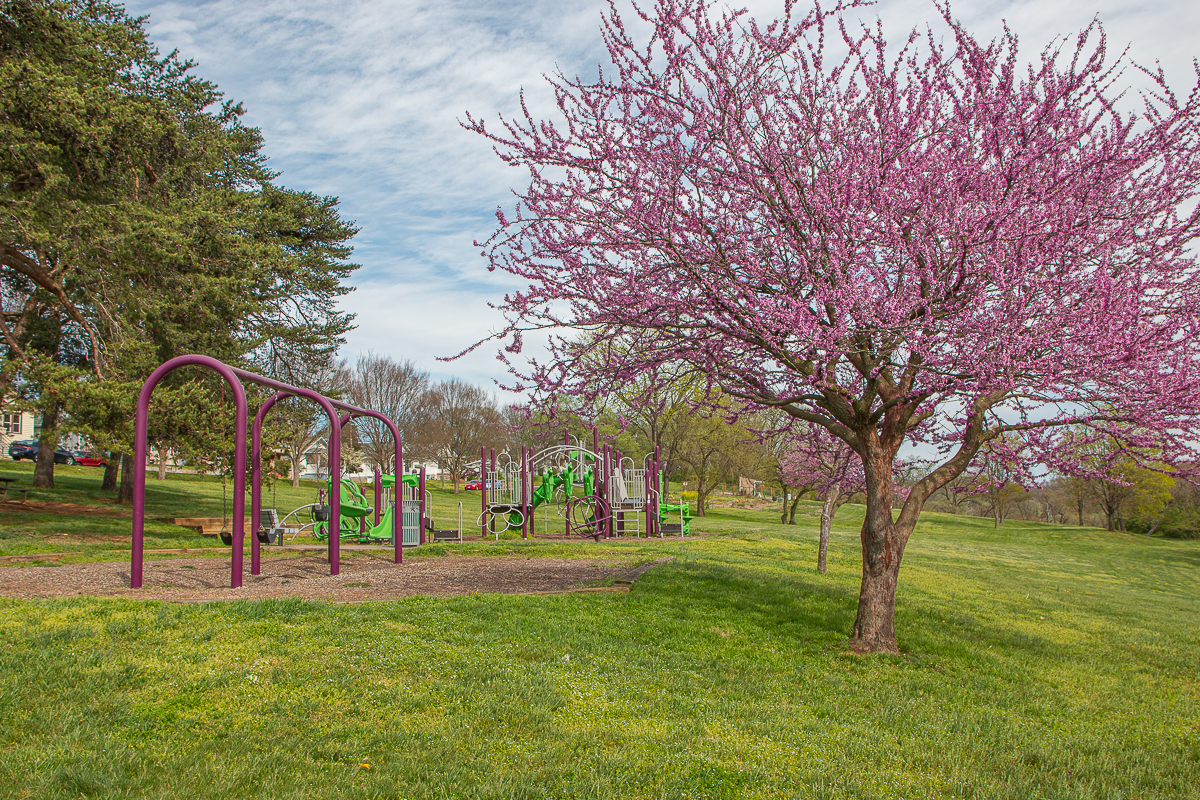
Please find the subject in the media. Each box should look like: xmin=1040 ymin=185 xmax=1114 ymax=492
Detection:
xmin=466 ymin=0 xmax=1200 ymax=652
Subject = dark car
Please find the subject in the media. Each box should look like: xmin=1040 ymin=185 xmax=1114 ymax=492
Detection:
xmin=7 ymin=440 xmax=76 ymax=464
xmin=72 ymin=450 xmax=108 ymax=467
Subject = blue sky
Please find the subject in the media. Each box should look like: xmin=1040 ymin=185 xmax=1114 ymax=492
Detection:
xmin=123 ymin=0 xmax=1200 ymax=390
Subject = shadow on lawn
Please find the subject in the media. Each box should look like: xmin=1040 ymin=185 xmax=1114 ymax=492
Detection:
xmin=638 ymin=547 xmax=1076 ymax=664
xmin=646 ymin=555 xmax=859 ymax=645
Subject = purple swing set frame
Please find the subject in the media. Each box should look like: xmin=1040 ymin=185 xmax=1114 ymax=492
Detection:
xmin=130 ymin=354 xmax=404 ymax=589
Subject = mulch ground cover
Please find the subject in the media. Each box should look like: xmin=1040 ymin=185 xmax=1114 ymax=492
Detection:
xmin=0 ymin=552 xmax=657 ymax=602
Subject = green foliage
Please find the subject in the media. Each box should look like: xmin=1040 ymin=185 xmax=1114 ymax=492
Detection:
xmin=1150 ymin=480 xmax=1200 ymax=540
xmin=0 ymin=0 xmax=359 ymax=466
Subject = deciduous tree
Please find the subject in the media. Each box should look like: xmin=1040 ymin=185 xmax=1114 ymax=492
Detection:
xmin=348 ymin=352 xmax=431 ymax=474
xmin=425 ymin=379 xmax=500 ymax=493
xmin=469 ymin=0 xmax=1200 ymax=652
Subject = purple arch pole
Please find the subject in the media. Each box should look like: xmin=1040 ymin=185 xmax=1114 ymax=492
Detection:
xmin=418 ymin=467 xmax=426 ymax=545
xmin=249 ymin=389 xmax=342 ymax=575
xmin=250 ymin=393 xmax=406 ymax=576
xmin=133 ymin=356 xmax=400 ymax=588
xmin=338 ymin=410 xmax=404 ymax=563
xmin=131 ymin=355 xmax=248 ymax=589
xmin=374 ymin=468 xmax=381 ymax=527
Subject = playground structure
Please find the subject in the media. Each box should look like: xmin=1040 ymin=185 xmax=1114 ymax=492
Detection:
xmin=129 ymin=359 xmax=689 ymax=591
xmin=310 ymin=468 xmax=434 ymax=546
xmin=479 ymin=430 xmax=695 ymax=540
xmin=131 ymin=354 xmax=404 ymax=589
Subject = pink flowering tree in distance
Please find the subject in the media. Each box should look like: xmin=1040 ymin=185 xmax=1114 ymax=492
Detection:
xmin=465 ymin=0 xmax=1200 ymax=653
xmin=779 ymin=423 xmax=865 ymax=574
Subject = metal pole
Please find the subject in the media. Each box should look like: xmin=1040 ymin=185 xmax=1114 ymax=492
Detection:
xmin=132 ymin=355 xmax=248 ymax=589
xmin=521 ymin=445 xmax=529 ymax=540
xmin=251 ymin=392 xmax=291 ymax=575
xmin=419 ymin=466 xmax=427 ymax=545
xmin=374 ymin=467 xmax=381 ymax=526
xmin=601 ymin=445 xmax=610 ymax=539
xmin=336 ymin=409 xmax=402 ymax=564
xmin=480 ymin=445 xmax=487 ymax=537
xmin=656 ymin=445 xmax=662 ymax=538
xmin=141 ymin=359 xmax=393 ymax=582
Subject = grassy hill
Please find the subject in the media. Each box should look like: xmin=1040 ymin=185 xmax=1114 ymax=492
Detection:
xmin=0 ymin=465 xmax=1197 ymax=798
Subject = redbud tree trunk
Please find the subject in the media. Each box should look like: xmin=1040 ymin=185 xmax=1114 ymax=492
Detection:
xmin=851 ymin=452 xmax=910 ymax=654
xmin=818 ymin=484 xmax=842 ymax=574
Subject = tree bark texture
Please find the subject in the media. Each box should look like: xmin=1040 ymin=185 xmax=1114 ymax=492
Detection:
xmin=32 ymin=401 xmax=60 ymax=488
xmin=157 ymin=447 xmax=168 ymax=480
xmin=788 ymin=491 xmax=803 ymax=524
xmin=818 ymin=483 xmax=841 ymax=574
xmin=850 ymin=453 xmax=910 ymax=655
xmin=118 ymin=452 xmax=135 ymax=505
xmin=102 ymin=455 xmax=119 ymax=492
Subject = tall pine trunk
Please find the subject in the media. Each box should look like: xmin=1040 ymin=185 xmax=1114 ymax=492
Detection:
xmin=851 ymin=452 xmax=909 ymax=654
xmin=118 ymin=452 xmax=135 ymax=505
xmin=102 ymin=455 xmax=119 ymax=492
xmin=32 ymin=401 xmax=61 ymax=489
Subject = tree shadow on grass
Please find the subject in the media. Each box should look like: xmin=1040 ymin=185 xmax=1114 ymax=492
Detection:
xmin=635 ymin=553 xmax=1079 ymax=667
xmin=639 ymin=556 xmax=859 ymax=645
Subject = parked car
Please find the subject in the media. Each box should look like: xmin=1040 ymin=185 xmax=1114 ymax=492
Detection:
xmin=72 ymin=451 xmax=108 ymax=467
xmin=8 ymin=440 xmax=75 ymax=464
xmin=7 ymin=440 xmax=36 ymax=461
xmin=464 ymin=480 xmax=485 ymax=490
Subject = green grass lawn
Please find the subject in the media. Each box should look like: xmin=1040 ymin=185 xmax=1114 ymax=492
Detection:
xmin=0 ymin=465 xmax=1197 ymax=798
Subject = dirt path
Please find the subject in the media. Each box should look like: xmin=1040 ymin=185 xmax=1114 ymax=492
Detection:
xmin=0 ymin=500 xmax=128 ymax=517
xmin=0 ymin=553 xmax=669 ymax=602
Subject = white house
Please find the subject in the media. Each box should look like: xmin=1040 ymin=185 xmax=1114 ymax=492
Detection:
xmin=0 ymin=406 xmax=36 ymax=453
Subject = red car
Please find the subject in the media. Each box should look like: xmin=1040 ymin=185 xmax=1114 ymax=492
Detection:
xmin=71 ymin=451 xmax=108 ymax=467
xmin=464 ymin=480 xmax=485 ymax=490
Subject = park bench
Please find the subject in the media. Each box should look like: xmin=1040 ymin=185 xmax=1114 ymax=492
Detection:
xmin=0 ymin=478 xmax=30 ymax=502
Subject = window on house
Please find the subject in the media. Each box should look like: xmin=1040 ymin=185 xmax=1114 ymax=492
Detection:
xmin=2 ymin=413 xmax=21 ymax=435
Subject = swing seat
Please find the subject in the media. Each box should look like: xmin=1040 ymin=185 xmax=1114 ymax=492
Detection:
xmin=256 ymin=509 xmax=282 ymax=544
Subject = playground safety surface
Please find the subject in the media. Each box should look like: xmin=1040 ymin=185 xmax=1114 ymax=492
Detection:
xmin=0 ymin=553 xmax=669 ymax=602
